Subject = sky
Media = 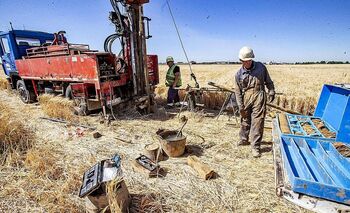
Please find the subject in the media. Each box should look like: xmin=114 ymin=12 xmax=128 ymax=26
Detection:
xmin=0 ymin=0 xmax=349 ymax=63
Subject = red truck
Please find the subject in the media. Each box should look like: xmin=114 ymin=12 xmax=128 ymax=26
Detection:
xmin=0 ymin=0 xmax=159 ymax=115
xmin=15 ymin=40 xmax=158 ymax=114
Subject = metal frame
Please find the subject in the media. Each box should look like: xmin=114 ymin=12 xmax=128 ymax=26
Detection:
xmin=284 ymin=114 xmax=336 ymax=139
xmin=314 ymin=85 xmax=350 ymax=143
xmin=272 ymin=119 xmax=350 ymax=212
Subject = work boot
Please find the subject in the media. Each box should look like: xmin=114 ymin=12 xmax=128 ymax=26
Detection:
xmin=166 ymin=103 xmax=174 ymax=109
xmin=252 ymin=149 xmax=261 ymax=158
xmin=174 ymin=102 xmax=182 ymax=107
xmin=237 ymin=140 xmax=249 ymax=146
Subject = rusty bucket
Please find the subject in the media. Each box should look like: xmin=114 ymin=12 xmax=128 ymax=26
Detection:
xmin=157 ymin=130 xmax=186 ymax=157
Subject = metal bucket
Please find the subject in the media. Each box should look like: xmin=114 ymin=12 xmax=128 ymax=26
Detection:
xmin=157 ymin=130 xmax=186 ymax=157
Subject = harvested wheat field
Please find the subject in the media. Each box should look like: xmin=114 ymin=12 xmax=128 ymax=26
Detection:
xmin=0 ymin=64 xmax=350 ymax=212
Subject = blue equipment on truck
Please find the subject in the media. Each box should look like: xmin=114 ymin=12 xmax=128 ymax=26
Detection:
xmin=273 ymin=84 xmax=350 ymax=212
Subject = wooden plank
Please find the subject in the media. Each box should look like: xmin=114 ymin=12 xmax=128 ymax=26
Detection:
xmin=187 ymin=155 xmax=216 ymax=180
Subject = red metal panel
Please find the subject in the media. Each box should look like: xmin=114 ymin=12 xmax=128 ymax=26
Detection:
xmin=16 ymin=54 xmax=99 ymax=81
xmin=47 ymin=56 xmax=73 ymax=79
xmin=31 ymin=79 xmax=38 ymax=97
xmin=71 ymin=83 xmax=96 ymax=98
xmin=99 ymin=74 xmax=129 ymax=90
xmin=70 ymin=83 xmax=86 ymax=98
xmin=147 ymin=55 xmax=159 ymax=85
xmin=15 ymin=59 xmax=32 ymax=77
xmin=69 ymin=55 xmax=98 ymax=80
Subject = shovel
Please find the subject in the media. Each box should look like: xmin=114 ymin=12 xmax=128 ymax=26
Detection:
xmin=176 ymin=116 xmax=188 ymax=138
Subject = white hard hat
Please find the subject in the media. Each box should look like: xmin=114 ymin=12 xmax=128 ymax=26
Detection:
xmin=166 ymin=56 xmax=174 ymax=63
xmin=239 ymin=46 xmax=255 ymax=61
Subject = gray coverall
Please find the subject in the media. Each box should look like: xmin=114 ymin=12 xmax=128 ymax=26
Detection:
xmin=234 ymin=61 xmax=275 ymax=151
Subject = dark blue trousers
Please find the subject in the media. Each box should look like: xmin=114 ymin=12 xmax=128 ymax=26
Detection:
xmin=167 ymin=87 xmax=180 ymax=104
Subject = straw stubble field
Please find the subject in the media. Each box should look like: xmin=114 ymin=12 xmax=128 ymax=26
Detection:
xmin=0 ymin=64 xmax=349 ymax=212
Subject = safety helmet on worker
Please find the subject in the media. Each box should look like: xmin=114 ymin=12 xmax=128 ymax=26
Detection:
xmin=239 ymin=46 xmax=255 ymax=61
xmin=166 ymin=56 xmax=174 ymax=63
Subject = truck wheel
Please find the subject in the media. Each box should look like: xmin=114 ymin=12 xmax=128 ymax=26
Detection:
xmin=65 ymin=85 xmax=73 ymax=99
xmin=73 ymin=98 xmax=90 ymax=115
xmin=16 ymin=80 xmax=35 ymax=103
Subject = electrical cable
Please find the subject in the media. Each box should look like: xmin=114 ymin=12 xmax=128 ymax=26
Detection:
xmin=165 ymin=0 xmax=199 ymax=87
xmin=109 ymin=83 xmax=118 ymax=120
xmin=105 ymin=0 xmax=128 ymax=53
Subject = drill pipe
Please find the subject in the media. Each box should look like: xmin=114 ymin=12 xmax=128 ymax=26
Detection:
xmin=207 ymin=81 xmax=302 ymax=115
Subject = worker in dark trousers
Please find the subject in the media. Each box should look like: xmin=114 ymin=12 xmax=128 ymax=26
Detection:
xmin=165 ymin=56 xmax=182 ymax=106
xmin=234 ymin=47 xmax=275 ymax=158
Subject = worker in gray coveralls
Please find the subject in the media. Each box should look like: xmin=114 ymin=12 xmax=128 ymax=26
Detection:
xmin=234 ymin=47 xmax=275 ymax=158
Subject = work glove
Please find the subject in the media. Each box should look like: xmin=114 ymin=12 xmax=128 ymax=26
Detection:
xmin=268 ymin=91 xmax=275 ymax=103
xmin=240 ymin=109 xmax=248 ymax=119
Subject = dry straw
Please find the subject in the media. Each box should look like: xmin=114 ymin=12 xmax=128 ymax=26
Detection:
xmin=25 ymin=147 xmax=64 ymax=180
xmin=2 ymin=64 xmax=349 ymax=212
xmin=274 ymin=95 xmax=317 ymax=115
xmin=0 ymin=102 xmax=35 ymax=165
xmin=0 ymin=78 xmax=9 ymax=90
xmin=38 ymin=94 xmax=77 ymax=121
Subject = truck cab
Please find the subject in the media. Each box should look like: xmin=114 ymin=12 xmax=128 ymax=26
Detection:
xmin=0 ymin=30 xmax=54 ymax=86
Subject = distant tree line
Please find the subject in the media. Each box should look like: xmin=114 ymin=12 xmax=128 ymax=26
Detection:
xmin=175 ymin=61 xmax=241 ymax=65
xmin=160 ymin=61 xmax=349 ymax=65
xmin=295 ymin=61 xmax=349 ymax=64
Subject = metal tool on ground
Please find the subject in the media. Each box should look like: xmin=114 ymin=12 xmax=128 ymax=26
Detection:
xmin=39 ymin=117 xmax=96 ymax=130
xmin=132 ymin=155 xmax=163 ymax=178
xmin=177 ymin=86 xmax=202 ymax=116
xmin=177 ymin=85 xmax=227 ymax=116
xmin=176 ymin=116 xmax=188 ymax=138
xmin=135 ymin=155 xmax=157 ymax=171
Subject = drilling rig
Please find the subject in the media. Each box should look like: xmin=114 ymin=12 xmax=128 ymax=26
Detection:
xmin=0 ymin=0 xmax=158 ymax=116
xmin=104 ymin=0 xmax=158 ymax=114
